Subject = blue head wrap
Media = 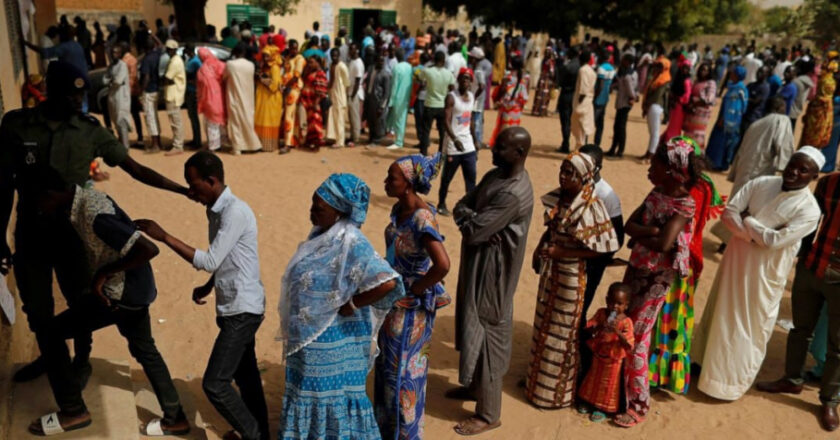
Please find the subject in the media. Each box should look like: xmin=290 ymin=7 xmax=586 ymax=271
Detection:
xmin=316 ymin=173 xmax=370 ymax=227
xmin=733 ymin=65 xmax=747 ymax=81
xmin=395 ymin=152 xmax=442 ymax=195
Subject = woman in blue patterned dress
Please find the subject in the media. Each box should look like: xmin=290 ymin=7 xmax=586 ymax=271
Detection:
xmin=277 ymin=173 xmax=404 ymax=440
xmin=375 ymin=154 xmax=451 ymax=439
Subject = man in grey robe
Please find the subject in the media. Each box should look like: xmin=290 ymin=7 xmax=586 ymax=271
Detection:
xmin=447 ymin=126 xmax=534 ymax=436
xmin=364 ymin=54 xmax=392 ymax=145
xmin=103 ymin=44 xmax=132 ymax=149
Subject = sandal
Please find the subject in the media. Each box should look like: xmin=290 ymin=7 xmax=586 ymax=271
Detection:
xmin=143 ymin=417 xmax=191 ymax=436
xmin=28 ymin=412 xmax=92 ymax=436
xmin=590 ymin=411 xmax=607 ymax=423
xmin=576 ymin=403 xmax=592 ymax=415
xmin=613 ymin=410 xmax=645 ymax=428
xmin=453 ymin=416 xmax=502 ymax=436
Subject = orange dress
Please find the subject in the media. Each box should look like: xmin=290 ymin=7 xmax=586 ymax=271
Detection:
xmin=577 ymin=308 xmax=635 ymax=413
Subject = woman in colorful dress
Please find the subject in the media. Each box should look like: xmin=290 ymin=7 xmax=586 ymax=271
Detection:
xmin=705 ymin=66 xmax=748 ymax=171
xmin=662 ymin=57 xmax=692 ymax=141
xmin=821 ymin=77 xmax=840 ymax=172
xmin=277 ymin=173 xmax=404 ymax=440
xmin=299 ymin=55 xmax=329 ymax=151
xmin=525 ymin=151 xmax=620 ymax=409
xmin=280 ymin=39 xmax=305 ymax=153
xmin=800 ymin=57 xmax=838 ymax=150
xmin=682 ymin=62 xmax=717 ymax=149
xmin=615 ymin=137 xmax=700 ymax=427
xmin=375 ymin=154 xmax=451 ymax=439
xmin=254 ymin=45 xmax=283 ymax=152
xmin=489 ymin=55 xmax=529 ymax=147
xmin=531 ymin=48 xmax=556 ymax=117
xmin=196 ymin=48 xmax=227 ymax=151
xmin=648 ymin=136 xmax=724 ymax=394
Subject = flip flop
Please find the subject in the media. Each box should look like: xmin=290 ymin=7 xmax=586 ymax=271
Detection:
xmin=590 ymin=411 xmax=607 ymax=423
xmin=453 ymin=417 xmax=502 ymax=436
xmin=29 ymin=412 xmax=92 ymax=436
xmin=576 ymin=403 xmax=592 ymax=415
xmin=613 ymin=410 xmax=644 ymax=428
xmin=143 ymin=418 xmax=191 ymax=436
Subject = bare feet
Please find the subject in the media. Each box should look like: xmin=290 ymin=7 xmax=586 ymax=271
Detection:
xmin=453 ymin=416 xmax=501 ymax=436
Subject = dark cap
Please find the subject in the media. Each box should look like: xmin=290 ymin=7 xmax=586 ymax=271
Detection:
xmin=46 ymin=61 xmax=89 ymax=98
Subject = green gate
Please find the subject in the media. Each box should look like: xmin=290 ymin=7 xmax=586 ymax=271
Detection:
xmin=226 ymin=4 xmax=269 ymax=36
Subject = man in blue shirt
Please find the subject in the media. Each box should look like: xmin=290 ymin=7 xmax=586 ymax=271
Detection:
xmin=184 ymin=44 xmax=203 ymax=148
xmin=25 ymin=25 xmax=89 ymax=112
xmin=593 ymin=52 xmax=616 ymax=147
xmin=139 ymin=39 xmax=163 ymax=152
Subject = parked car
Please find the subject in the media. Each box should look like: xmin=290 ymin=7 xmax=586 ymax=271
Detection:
xmin=89 ymin=43 xmax=230 ymax=115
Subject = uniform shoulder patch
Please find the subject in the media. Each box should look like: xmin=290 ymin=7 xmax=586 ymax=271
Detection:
xmin=80 ymin=114 xmax=103 ymax=126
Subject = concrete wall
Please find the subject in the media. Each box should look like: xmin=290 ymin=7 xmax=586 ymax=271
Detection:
xmin=55 ymin=0 xmax=172 ymax=31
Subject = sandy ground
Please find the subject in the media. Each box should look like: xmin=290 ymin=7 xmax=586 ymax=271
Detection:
xmin=19 ymin=93 xmax=837 ymax=439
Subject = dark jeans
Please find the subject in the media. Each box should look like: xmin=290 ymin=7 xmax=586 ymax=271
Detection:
xmin=420 ymin=106 xmax=446 ymax=156
xmin=785 ymin=262 xmax=840 ymax=406
xmin=557 ymin=92 xmax=574 ymax=150
xmin=610 ymin=107 xmax=631 ymax=156
xmin=13 ymin=215 xmax=92 ymax=366
xmin=203 ymin=313 xmax=268 ymax=440
xmin=791 ymin=117 xmax=797 ymax=132
xmin=43 ymin=295 xmax=184 ymax=420
xmin=131 ymin=95 xmax=144 ymax=141
xmin=593 ymin=104 xmax=607 ymax=146
xmin=185 ymin=89 xmax=201 ymax=145
xmin=414 ymin=99 xmax=425 ymax=145
xmin=438 ymin=151 xmax=477 ymax=208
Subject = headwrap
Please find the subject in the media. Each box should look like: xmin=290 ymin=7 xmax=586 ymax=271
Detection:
xmin=544 ymin=151 xmax=620 ymax=254
xmin=315 ymin=173 xmax=371 ymax=227
xmin=395 ymin=153 xmax=442 ymax=195
xmin=272 ymin=33 xmax=286 ymax=52
xmin=458 ymin=67 xmax=474 ymax=80
xmin=261 ymin=45 xmax=281 ymax=69
xmin=795 ymin=145 xmax=827 ymax=170
xmin=733 ymin=65 xmax=747 ymax=82
xmin=165 ymin=39 xmax=178 ymax=50
xmin=646 ymin=55 xmax=671 ymax=92
xmin=665 ymin=136 xmax=694 ymax=183
xmin=673 ymin=136 xmax=725 ymax=211
xmin=678 ymin=53 xmax=692 ymax=68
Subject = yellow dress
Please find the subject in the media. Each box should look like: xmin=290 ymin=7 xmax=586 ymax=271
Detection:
xmin=255 ymin=61 xmax=284 ymax=152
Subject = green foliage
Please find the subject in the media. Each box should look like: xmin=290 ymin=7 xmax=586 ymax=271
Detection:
xmin=808 ymin=0 xmax=840 ymax=45
xmin=245 ymin=0 xmax=301 ymax=16
xmin=425 ymin=0 xmax=749 ymax=42
xmin=751 ymin=0 xmax=840 ymax=45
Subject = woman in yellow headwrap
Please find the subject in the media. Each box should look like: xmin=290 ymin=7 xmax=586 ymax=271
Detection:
xmin=255 ymin=44 xmax=284 ymax=152
xmin=800 ymin=52 xmax=838 ymax=150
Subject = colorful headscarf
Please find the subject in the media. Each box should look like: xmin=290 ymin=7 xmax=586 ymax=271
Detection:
xmin=567 ymin=150 xmax=596 ymax=183
xmin=316 ymin=173 xmax=371 ymax=227
xmin=665 ymin=136 xmax=694 ymax=183
xmin=458 ymin=67 xmax=474 ymax=80
xmin=272 ymin=33 xmax=286 ymax=52
xmin=646 ymin=55 xmax=672 ymax=92
xmin=672 ymin=136 xmax=724 ymax=210
xmin=395 ymin=153 xmax=442 ymax=195
xmin=261 ymin=45 xmax=281 ymax=69
xmin=732 ymin=65 xmax=747 ymax=82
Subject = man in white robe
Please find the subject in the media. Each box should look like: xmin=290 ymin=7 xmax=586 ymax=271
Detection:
xmin=571 ymin=51 xmax=596 ymax=148
xmin=223 ymin=44 xmax=261 ymax=154
xmin=691 ymin=147 xmax=824 ymax=401
xmin=103 ymin=45 xmax=132 ymax=150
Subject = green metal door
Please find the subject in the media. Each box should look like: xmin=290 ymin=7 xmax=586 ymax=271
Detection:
xmin=379 ymin=10 xmax=397 ymax=27
xmin=338 ymin=9 xmax=353 ymax=41
xmin=226 ymin=4 xmax=269 ymax=36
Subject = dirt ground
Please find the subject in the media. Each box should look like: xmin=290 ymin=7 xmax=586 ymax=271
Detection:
xmin=15 ymin=93 xmax=837 ymax=439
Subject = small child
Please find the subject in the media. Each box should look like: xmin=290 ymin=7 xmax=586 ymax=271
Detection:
xmin=577 ymin=283 xmax=635 ymax=422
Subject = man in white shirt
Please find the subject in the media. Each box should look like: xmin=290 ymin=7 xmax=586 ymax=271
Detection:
xmin=438 ymin=68 xmax=477 ymax=216
xmin=445 ymin=41 xmax=467 ymax=76
xmin=137 ymin=151 xmax=269 ymax=440
xmin=347 ymin=43 xmax=365 ymax=146
xmin=742 ymin=51 xmax=764 ymax=85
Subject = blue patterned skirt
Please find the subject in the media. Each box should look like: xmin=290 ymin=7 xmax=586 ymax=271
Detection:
xmin=278 ymin=314 xmax=381 ymax=440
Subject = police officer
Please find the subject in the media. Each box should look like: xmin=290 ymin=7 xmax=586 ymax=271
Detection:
xmin=0 ymin=61 xmax=189 ymax=385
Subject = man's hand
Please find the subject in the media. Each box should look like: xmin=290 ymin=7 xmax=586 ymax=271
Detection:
xmin=92 ymin=270 xmax=113 ymax=307
xmin=338 ymin=301 xmax=355 ymax=316
xmin=539 ymin=245 xmax=565 ymax=260
xmin=135 ymin=219 xmax=167 ymax=241
xmin=192 ymin=283 xmax=213 ymax=305
xmin=454 ymin=139 xmax=465 ymax=152
xmin=0 ymin=241 xmax=11 ymax=275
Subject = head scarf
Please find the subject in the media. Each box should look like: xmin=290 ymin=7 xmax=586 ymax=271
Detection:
xmin=664 ymin=136 xmax=694 ymax=183
xmin=196 ymin=48 xmax=226 ymax=125
xmin=315 ymin=173 xmax=371 ymax=227
xmin=796 ymin=145 xmax=827 ymax=170
xmin=732 ymin=65 xmax=747 ymax=82
xmin=272 ymin=33 xmax=286 ymax=53
xmin=261 ymin=44 xmax=281 ymax=69
xmin=458 ymin=67 xmax=474 ymax=80
xmin=647 ymin=55 xmax=671 ymax=92
xmin=673 ymin=136 xmax=724 ymax=209
xmin=395 ymin=153 xmax=442 ymax=195
xmin=544 ymin=152 xmax=620 ymax=254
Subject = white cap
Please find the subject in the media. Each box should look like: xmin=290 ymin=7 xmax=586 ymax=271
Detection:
xmin=469 ymin=47 xmax=485 ymax=59
xmin=795 ymin=145 xmax=826 ymax=170
xmin=165 ymin=39 xmax=178 ymax=49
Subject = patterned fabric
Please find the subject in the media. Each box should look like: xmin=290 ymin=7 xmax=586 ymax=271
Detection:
xmin=804 ymin=174 xmax=840 ymax=278
xmin=532 ymin=57 xmax=556 ymax=116
xmin=578 ymin=308 xmax=635 ymax=412
xmin=316 ymin=173 xmax=371 ymax=227
xmin=648 ymin=268 xmax=694 ymax=393
xmin=375 ymin=207 xmax=448 ymax=439
xmin=281 ymin=54 xmax=305 ymax=147
xmin=682 ymin=80 xmax=717 ymax=148
xmin=622 ymin=266 xmax=675 ymax=416
xmin=301 ymin=68 xmax=329 ymax=147
xmin=629 ymin=191 xmax=696 ymax=278
xmin=705 ymin=74 xmax=748 ymax=170
xmin=395 ymin=153 xmax=442 ymax=196
xmin=489 ymin=72 xmax=530 ymax=146
xmin=800 ymin=71 xmax=836 ymax=148
xmin=665 ymin=136 xmax=695 ymax=183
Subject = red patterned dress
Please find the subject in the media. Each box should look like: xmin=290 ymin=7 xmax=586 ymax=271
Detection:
xmin=300 ymin=68 xmax=329 ymax=148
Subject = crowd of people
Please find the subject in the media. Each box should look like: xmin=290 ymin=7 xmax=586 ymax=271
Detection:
xmin=4 ymin=11 xmax=840 ymax=440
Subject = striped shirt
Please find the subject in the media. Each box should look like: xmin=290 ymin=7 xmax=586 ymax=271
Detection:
xmin=804 ymin=173 xmax=840 ymax=279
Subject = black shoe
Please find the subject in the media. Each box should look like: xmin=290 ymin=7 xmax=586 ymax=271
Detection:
xmin=438 ymin=206 xmax=451 ymax=217
xmin=73 ymin=358 xmax=93 ymax=390
xmin=555 ymin=145 xmax=570 ymax=154
xmin=13 ymin=356 xmax=46 ymax=382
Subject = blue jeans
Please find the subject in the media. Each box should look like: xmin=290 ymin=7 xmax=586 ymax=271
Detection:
xmin=472 ymin=111 xmax=484 ymax=146
xmin=203 ymin=313 xmax=269 ymax=440
xmin=438 ymin=151 xmax=477 ymax=208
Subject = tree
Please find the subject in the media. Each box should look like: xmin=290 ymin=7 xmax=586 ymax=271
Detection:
xmin=807 ymin=0 xmax=840 ymax=45
xmin=164 ymin=0 xmax=301 ymax=42
xmin=426 ymin=0 xmax=748 ymax=42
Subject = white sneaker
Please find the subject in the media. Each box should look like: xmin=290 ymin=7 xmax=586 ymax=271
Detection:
xmin=386 ymin=145 xmax=403 ymax=150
